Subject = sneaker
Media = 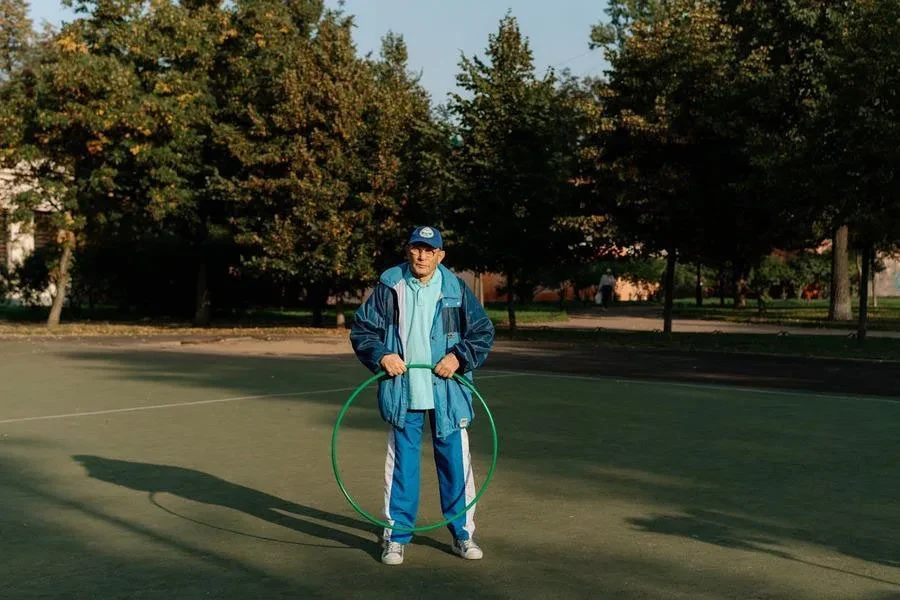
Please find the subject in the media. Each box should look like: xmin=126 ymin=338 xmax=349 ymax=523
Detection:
xmin=381 ymin=541 xmax=405 ymax=565
xmin=451 ymin=538 xmax=483 ymax=560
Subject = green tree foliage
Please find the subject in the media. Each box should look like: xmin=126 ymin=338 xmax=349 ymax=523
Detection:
xmin=3 ymin=0 xmax=442 ymax=325
xmin=794 ymin=0 xmax=900 ymax=341
xmin=448 ymin=14 xmax=594 ymax=330
xmin=592 ymin=0 xmax=764 ymax=330
xmin=1 ymin=0 xmax=234 ymax=324
xmin=0 ymin=0 xmax=32 ymax=79
xmin=222 ymin=6 xmax=437 ymax=325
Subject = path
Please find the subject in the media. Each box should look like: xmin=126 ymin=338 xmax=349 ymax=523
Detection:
xmin=540 ymin=306 xmax=900 ymax=338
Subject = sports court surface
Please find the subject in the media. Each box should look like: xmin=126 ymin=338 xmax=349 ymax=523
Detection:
xmin=2 ymin=338 xmax=898 ymax=599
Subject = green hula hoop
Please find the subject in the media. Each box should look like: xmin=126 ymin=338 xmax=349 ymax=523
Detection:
xmin=331 ymin=363 xmax=498 ymax=533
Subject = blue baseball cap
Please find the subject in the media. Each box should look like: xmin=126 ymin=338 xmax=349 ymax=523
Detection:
xmin=408 ymin=226 xmax=443 ymax=249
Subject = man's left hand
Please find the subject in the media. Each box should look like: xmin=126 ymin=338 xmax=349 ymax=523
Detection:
xmin=433 ymin=353 xmax=460 ymax=379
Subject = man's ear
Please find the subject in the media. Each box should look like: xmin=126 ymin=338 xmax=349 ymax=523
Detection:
xmin=436 ymin=250 xmax=446 ymax=265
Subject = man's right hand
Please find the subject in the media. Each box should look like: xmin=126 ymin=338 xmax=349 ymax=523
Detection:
xmin=379 ymin=354 xmax=407 ymax=377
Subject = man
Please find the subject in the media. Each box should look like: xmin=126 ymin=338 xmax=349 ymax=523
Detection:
xmin=599 ymin=268 xmax=616 ymax=310
xmin=350 ymin=226 xmax=495 ymax=566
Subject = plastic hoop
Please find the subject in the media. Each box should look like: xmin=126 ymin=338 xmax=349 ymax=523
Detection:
xmin=331 ymin=363 xmax=498 ymax=533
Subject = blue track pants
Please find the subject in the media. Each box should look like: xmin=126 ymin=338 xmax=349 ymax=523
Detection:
xmin=382 ymin=410 xmax=476 ymax=544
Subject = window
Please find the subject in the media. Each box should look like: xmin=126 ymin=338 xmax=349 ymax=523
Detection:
xmin=33 ymin=211 xmax=55 ymax=250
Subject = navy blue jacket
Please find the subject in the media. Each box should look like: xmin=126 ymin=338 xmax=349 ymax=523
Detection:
xmin=350 ymin=264 xmax=495 ymax=438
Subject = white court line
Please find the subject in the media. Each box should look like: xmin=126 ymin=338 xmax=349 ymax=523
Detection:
xmin=482 ymin=369 xmax=900 ymax=406
xmin=0 ymin=373 xmax=522 ymax=425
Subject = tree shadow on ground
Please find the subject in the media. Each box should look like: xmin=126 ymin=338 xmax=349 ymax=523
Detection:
xmin=629 ymin=509 xmax=900 ymax=587
xmin=1 ymin=440 xmax=305 ymax=599
xmin=5 ymin=438 xmax=866 ymax=599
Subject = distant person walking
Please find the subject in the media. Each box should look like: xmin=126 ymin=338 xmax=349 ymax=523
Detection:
xmin=599 ymin=269 xmax=616 ymax=310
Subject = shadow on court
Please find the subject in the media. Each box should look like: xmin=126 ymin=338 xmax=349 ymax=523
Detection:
xmin=72 ymin=454 xmax=453 ymax=559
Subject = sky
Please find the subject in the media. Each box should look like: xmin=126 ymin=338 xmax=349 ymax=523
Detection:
xmin=27 ymin=0 xmax=611 ymax=105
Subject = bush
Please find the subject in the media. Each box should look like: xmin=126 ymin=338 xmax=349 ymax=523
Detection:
xmin=11 ymin=246 xmax=57 ymax=306
xmin=0 ymin=264 xmax=11 ymax=302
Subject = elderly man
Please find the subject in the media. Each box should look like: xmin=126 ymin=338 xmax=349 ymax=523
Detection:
xmin=350 ymin=226 xmax=495 ymax=566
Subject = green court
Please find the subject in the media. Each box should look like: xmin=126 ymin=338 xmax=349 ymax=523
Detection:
xmin=1 ymin=340 xmax=898 ymax=599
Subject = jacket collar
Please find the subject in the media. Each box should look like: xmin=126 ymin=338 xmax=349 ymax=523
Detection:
xmin=379 ymin=263 xmax=460 ymax=301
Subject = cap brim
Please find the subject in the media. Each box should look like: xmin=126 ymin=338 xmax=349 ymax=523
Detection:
xmin=409 ymin=237 xmax=442 ymax=249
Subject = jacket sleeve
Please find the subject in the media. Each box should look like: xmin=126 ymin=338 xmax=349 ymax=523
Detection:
xmin=452 ymin=278 xmax=495 ymax=372
xmin=350 ymin=287 xmax=391 ymax=373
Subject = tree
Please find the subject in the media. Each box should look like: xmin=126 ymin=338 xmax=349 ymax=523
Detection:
xmin=337 ymin=31 xmax=449 ymax=324
xmin=807 ymin=0 xmax=900 ymax=342
xmin=448 ymin=14 xmax=592 ymax=330
xmin=225 ymin=7 xmax=437 ymax=326
xmin=81 ymin=0 xmax=226 ymax=325
xmin=1 ymin=0 xmax=236 ymax=325
xmin=218 ymin=3 xmax=360 ymax=325
xmin=0 ymin=0 xmax=32 ymax=80
xmin=719 ymin=1 xmax=853 ymax=320
xmin=360 ymin=32 xmax=450 ymax=282
xmin=591 ymin=0 xmax=778 ymax=332
xmin=0 ymin=17 xmax=99 ymax=326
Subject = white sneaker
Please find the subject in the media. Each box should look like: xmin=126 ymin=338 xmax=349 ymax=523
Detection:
xmin=451 ymin=538 xmax=483 ymax=560
xmin=381 ymin=541 xmax=405 ymax=565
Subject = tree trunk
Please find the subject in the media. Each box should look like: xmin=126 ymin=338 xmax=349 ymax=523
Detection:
xmin=193 ymin=258 xmax=211 ymax=327
xmin=871 ymin=253 xmax=877 ymax=308
xmin=311 ymin=294 xmax=324 ymax=327
xmin=335 ymin=298 xmax=345 ymax=328
xmin=46 ymin=236 xmax=74 ymax=327
xmin=829 ymin=225 xmax=852 ymax=320
xmin=305 ymin=283 xmax=328 ymax=327
xmin=695 ymin=263 xmax=703 ymax=306
xmin=718 ymin=267 xmax=725 ymax=306
xmin=474 ymin=272 xmax=485 ymax=306
xmin=663 ymin=250 xmax=677 ymax=334
xmin=828 ymin=235 xmax=835 ymax=305
xmin=857 ymin=244 xmax=871 ymax=345
xmin=506 ymin=271 xmax=517 ymax=332
xmin=732 ymin=267 xmax=747 ymax=309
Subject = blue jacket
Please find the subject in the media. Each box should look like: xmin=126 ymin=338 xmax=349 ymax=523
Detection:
xmin=350 ymin=264 xmax=495 ymax=439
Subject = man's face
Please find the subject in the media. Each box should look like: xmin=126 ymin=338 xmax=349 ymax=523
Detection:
xmin=407 ymin=243 xmax=445 ymax=279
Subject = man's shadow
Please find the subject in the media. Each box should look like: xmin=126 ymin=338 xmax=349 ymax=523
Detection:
xmin=73 ymin=455 xmax=448 ymax=559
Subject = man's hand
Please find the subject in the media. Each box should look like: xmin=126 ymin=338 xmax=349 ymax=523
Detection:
xmin=379 ymin=354 xmax=407 ymax=377
xmin=433 ymin=353 xmax=460 ymax=379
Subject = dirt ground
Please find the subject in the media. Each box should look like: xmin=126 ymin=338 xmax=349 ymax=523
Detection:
xmin=563 ymin=306 xmax=900 ymax=338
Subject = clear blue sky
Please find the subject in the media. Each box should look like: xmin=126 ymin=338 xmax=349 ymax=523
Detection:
xmin=28 ymin=0 xmax=610 ymax=104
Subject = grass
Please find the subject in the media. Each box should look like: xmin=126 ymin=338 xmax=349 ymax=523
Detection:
xmin=671 ymin=297 xmax=900 ymax=331
xmin=484 ymin=302 xmax=568 ymax=327
xmin=0 ymin=304 xmax=359 ymax=326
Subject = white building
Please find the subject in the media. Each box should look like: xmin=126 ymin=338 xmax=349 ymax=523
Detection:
xmin=1 ymin=167 xmax=56 ymax=303
xmin=875 ymin=257 xmax=900 ymax=298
